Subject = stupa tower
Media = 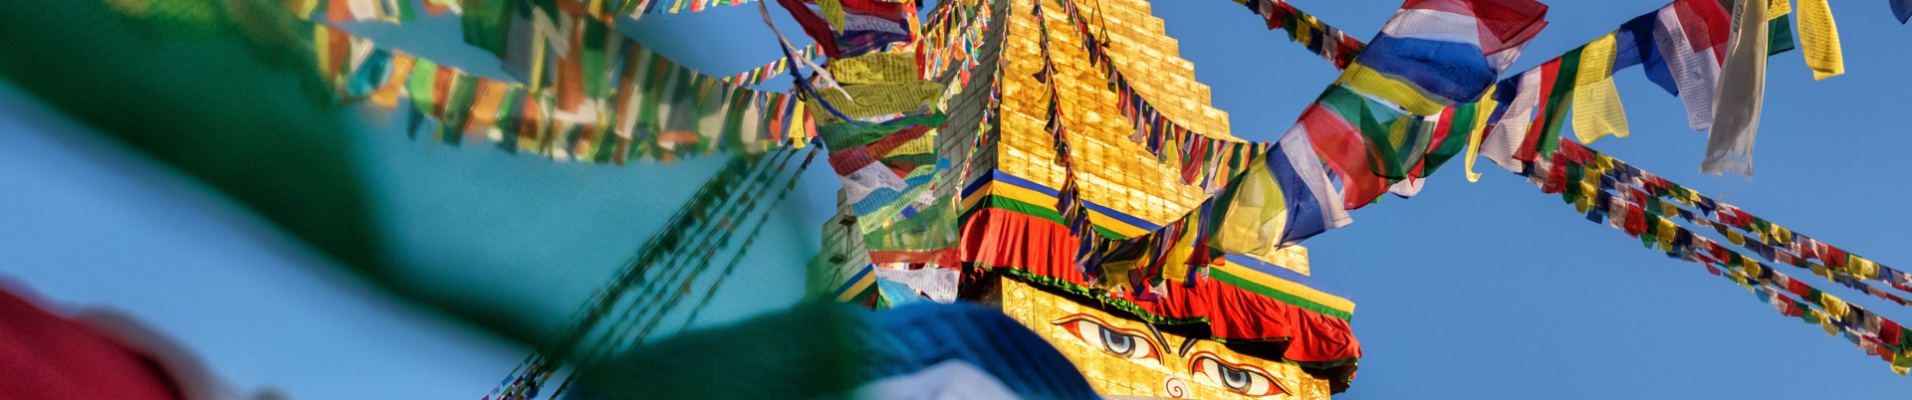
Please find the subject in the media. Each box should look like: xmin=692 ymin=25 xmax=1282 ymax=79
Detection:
xmin=820 ymin=0 xmax=1360 ymax=397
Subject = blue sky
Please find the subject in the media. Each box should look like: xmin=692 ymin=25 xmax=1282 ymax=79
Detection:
xmin=4 ymin=0 xmax=1909 ymax=398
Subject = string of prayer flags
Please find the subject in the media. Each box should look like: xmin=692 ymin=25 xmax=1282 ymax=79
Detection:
xmin=922 ymin=0 xmax=996 ymax=81
xmin=1529 ymin=146 xmax=1912 ymax=375
xmin=856 ymin=0 xmax=993 ymax=268
xmin=1555 ymin=147 xmax=1912 ymax=307
xmin=313 ymin=23 xmax=815 ymax=165
xmin=1452 ymin=0 xmax=1821 ymax=173
xmin=1558 ymin=140 xmax=1912 ymax=299
xmin=1233 ymin=0 xmax=1814 ymax=178
xmin=1239 ymin=0 xmax=1820 ymax=193
xmin=309 ymin=0 xmax=827 ymax=160
xmin=1235 ymin=0 xmax=1367 ymax=70
xmin=1595 ymin=172 xmax=1912 ymax=308
xmin=1524 ymin=143 xmax=1912 ymax=376
xmin=1029 ymin=0 xmax=1090 ymax=235
xmin=777 ymin=0 xmax=973 ymax=267
xmin=1894 ymin=0 xmax=1912 ymax=24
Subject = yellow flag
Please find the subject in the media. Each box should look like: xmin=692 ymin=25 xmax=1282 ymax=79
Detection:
xmin=818 ymin=0 xmax=847 ymax=30
xmin=788 ymin=102 xmax=810 ymax=148
xmin=1295 ymin=15 xmax=1318 ymax=46
xmin=1819 ymin=312 xmax=1839 ymax=336
xmin=371 ymin=54 xmax=417 ymax=109
xmin=1572 ymin=33 xmax=1630 ymax=143
xmin=828 ymin=53 xmax=921 ymax=85
xmin=1769 ymin=0 xmax=1791 ymax=19
xmin=1216 ymin=160 xmax=1288 ymax=257
xmin=1798 ymin=0 xmax=1845 ymax=80
xmin=1339 ymin=64 xmax=1450 ymax=115
xmin=1729 ymin=270 xmax=1753 ymax=290
xmin=1822 ymin=295 xmax=1851 ymax=321
xmin=1852 ymin=256 xmax=1880 ymax=280
xmin=1162 ymin=215 xmax=1202 ymax=285
xmin=1463 ymin=86 xmax=1498 ymax=182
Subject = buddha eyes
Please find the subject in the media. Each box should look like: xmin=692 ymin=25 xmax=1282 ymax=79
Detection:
xmin=1052 ymin=314 xmax=1161 ymax=362
xmin=1052 ymin=314 xmax=1289 ymax=398
xmin=1189 ymin=352 xmax=1285 ymax=397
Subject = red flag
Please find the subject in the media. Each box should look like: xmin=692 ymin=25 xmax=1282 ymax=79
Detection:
xmin=1297 ymin=104 xmax=1390 ymax=210
xmin=775 ymin=0 xmax=844 ymax=58
xmin=1514 ymin=59 xmax=1559 ymax=162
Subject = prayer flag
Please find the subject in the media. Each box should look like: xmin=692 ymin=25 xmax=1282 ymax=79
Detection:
xmin=1214 ymin=154 xmax=1287 ymax=257
xmin=1418 ymin=100 xmax=1475 ymax=178
xmin=1270 ymin=130 xmax=1351 ymax=247
xmin=463 ymin=0 xmax=511 ymax=55
xmin=1460 ymin=83 xmax=1498 ymax=182
xmin=370 ymin=53 xmax=415 ymax=109
xmin=1335 ymin=0 xmax=1548 ymax=115
xmin=1796 ymin=0 xmax=1844 ymax=80
xmin=775 ymin=0 xmax=845 ymax=58
xmin=1294 ymin=91 xmax=1387 ymax=210
xmin=1617 ymin=13 xmax=1681 ymax=96
xmin=1480 ymin=69 xmax=1541 ymax=171
xmin=1702 ymin=0 xmax=1769 ymax=177
xmin=1572 ymin=32 xmax=1630 ymax=144
xmin=1316 ymin=85 xmax=1413 ymax=180
xmin=408 ymin=58 xmax=440 ymax=118
xmin=1654 ymin=0 xmax=1730 ymax=131
xmin=1529 ymin=50 xmax=1578 ymax=157
xmin=345 ymin=48 xmax=394 ymax=98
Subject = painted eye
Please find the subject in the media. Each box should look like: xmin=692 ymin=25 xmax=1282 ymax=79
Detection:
xmin=1189 ymin=352 xmax=1285 ymax=397
xmin=1051 ymin=314 xmax=1160 ymax=362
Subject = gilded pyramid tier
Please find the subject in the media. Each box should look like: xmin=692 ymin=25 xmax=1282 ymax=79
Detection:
xmin=997 ymin=0 xmax=1230 ymax=229
xmin=1084 ymin=0 xmax=1234 ymax=139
